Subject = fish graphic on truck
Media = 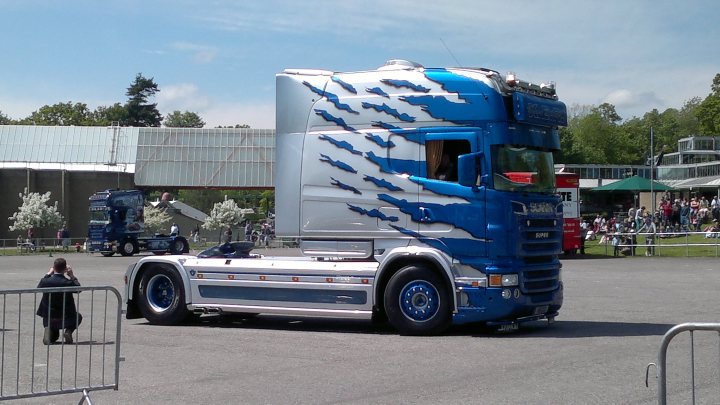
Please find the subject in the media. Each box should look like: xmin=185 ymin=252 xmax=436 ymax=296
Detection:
xmin=124 ymin=60 xmax=567 ymax=335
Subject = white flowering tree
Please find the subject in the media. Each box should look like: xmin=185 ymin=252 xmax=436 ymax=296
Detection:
xmin=202 ymin=199 xmax=245 ymax=232
xmin=8 ymin=189 xmax=64 ymax=238
xmin=143 ymin=205 xmax=171 ymax=234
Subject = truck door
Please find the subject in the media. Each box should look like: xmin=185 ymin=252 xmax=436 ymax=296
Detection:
xmin=416 ymin=132 xmax=487 ymax=257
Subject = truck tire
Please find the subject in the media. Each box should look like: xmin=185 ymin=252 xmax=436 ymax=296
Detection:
xmin=384 ymin=265 xmax=451 ymax=335
xmin=170 ymin=238 xmax=186 ymax=255
xmin=119 ymin=239 xmax=136 ymax=256
xmin=137 ymin=266 xmax=189 ymax=325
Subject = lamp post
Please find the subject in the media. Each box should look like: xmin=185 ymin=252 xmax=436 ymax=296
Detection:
xmin=650 ymin=127 xmax=655 ymax=214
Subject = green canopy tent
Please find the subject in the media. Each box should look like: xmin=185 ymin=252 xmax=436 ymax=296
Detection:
xmin=591 ymin=175 xmax=675 ymax=215
xmin=591 ymin=175 xmax=674 ymax=192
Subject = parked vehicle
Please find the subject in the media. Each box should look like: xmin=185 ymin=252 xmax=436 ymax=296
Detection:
xmin=88 ymin=190 xmax=189 ymax=257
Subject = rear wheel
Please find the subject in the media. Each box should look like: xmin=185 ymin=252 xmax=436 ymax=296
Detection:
xmin=384 ymin=265 xmax=451 ymax=336
xmin=170 ymin=238 xmax=186 ymax=255
xmin=137 ymin=266 xmax=189 ymax=325
xmin=119 ymin=239 xmax=136 ymax=256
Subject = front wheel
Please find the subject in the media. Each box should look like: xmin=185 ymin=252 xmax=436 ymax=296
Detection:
xmin=137 ymin=266 xmax=189 ymax=325
xmin=384 ymin=265 xmax=451 ymax=336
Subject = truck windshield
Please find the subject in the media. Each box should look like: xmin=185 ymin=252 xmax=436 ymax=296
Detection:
xmin=89 ymin=210 xmax=108 ymax=224
xmin=492 ymin=145 xmax=555 ymax=193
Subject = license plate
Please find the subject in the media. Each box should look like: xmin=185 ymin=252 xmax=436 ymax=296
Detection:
xmin=533 ymin=305 xmax=549 ymax=315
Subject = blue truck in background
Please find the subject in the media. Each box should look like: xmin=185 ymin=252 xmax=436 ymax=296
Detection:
xmin=88 ymin=189 xmax=189 ymax=257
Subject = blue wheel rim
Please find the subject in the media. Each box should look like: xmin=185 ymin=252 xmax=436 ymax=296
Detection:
xmin=147 ymin=274 xmax=174 ymax=312
xmin=399 ymin=280 xmax=439 ymax=322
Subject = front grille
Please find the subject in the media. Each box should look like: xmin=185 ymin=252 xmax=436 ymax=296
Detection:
xmin=521 ymin=267 xmax=560 ymax=294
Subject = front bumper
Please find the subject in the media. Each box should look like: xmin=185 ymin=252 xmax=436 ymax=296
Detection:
xmin=452 ymin=281 xmax=563 ymax=325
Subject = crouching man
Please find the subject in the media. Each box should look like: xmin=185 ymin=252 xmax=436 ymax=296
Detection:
xmin=36 ymin=258 xmax=83 ymax=345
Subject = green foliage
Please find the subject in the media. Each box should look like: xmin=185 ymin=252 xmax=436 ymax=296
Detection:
xmin=92 ymin=103 xmax=129 ymax=126
xmin=164 ymin=110 xmax=206 ymax=128
xmin=125 ymin=73 xmax=162 ymax=127
xmin=0 ymin=110 xmax=13 ymax=124
xmin=20 ymin=102 xmax=94 ymax=126
xmin=696 ymin=74 xmax=720 ymax=135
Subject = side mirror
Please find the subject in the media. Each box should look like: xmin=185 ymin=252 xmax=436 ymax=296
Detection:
xmin=458 ymin=152 xmax=484 ymax=187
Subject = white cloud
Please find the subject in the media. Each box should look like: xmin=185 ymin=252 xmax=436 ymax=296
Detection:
xmin=156 ymin=82 xmax=274 ymax=128
xmin=156 ymin=83 xmax=211 ymax=112
xmin=171 ymin=42 xmax=218 ymax=64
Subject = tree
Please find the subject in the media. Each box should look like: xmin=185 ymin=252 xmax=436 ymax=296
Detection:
xmin=92 ymin=103 xmax=129 ymax=126
xmin=202 ymin=199 xmax=246 ymax=233
xmin=143 ymin=205 xmax=171 ymax=234
xmin=696 ymin=73 xmax=720 ymax=135
xmin=164 ymin=110 xmax=205 ymax=128
xmin=125 ymin=73 xmax=162 ymax=127
xmin=0 ymin=110 xmax=13 ymax=124
xmin=215 ymin=124 xmax=251 ymax=128
xmin=20 ymin=102 xmax=93 ymax=126
xmin=8 ymin=189 xmax=64 ymax=236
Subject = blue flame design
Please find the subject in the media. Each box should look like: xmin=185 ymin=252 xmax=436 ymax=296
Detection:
xmin=331 ymin=76 xmax=357 ymax=94
xmin=304 ymin=82 xmax=358 ymax=114
xmin=366 ymin=87 xmax=390 ymax=98
xmin=314 ymin=110 xmax=357 ymax=132
xmin=319 ymin=134 xmax=363 ymax=155
xmin=390 ymin=225 xmax=487 ymax=265
xmin=331 ymin=177 xmax=361 ymax=194
xmin=378 ymin=194 xmax=483 ymax=239
xmin=381 ymin=79 xmax=430 ymax=93
xmin=364 ymin=133 xmax=396 ymax=148
xmin=347 ymin=204 xmax=399 ymax=222
xmin=363 ymin=175 xmax=403 ymax=191
xmin=410 ymin=177 xmax=471 ymax=201
xmin=319 ymin=154 xmax=357 ymax=173
xmin=371 ymin=121 xmax=402 ymax=130
xmin=365 ymin=151 xmax=421 ymax=175
xmin=362 ymin=102 xmax=415 ymax=122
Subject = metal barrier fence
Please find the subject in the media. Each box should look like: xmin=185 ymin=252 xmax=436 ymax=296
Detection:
xmin=588 ymin=230 xmax=720 ymax=257
xmin=0 ymin=286 xmax=122 ymax=403
xmin=646 ymin=323 xmax=720 ymax=405
xmin=0 ymin=237 xmax=300 ymax=255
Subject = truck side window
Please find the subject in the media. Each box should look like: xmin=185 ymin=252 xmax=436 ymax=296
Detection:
xmin=426 ymin=139 xmax=471 ymax=182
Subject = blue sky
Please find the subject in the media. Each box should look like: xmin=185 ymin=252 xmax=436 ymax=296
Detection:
xmin=1 ymin=0 xmax=718 ymax=128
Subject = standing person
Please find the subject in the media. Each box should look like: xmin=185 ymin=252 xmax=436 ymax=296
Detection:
xmin=192 ymin=224 xmax=200 ymax=243
xmin=60 ymin=223 xmax=70 ymax=251
xmin=635 ymin=206 xmax=645 ymax=230
xmin=36 ymin=258 xmax=82 ymax=345
xmin=638 ymin=215 xmax=657 ymax=256
xmin=244 ymin=221 xmax=253 ymax=242
xmin=170 ymin=222 xmax=179 ymax=236
xmin=223 ymin=226 xmax=232 ymax=244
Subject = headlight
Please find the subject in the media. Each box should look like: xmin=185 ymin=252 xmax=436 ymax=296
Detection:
xmin=489 ymin=274 xmax=518 ymax=287
xmin=502 ymin=274 xmax=519 ymax=287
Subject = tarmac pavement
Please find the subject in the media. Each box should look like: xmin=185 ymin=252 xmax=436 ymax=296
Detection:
xmin=1 ymin=251 xmax=719 ymax=404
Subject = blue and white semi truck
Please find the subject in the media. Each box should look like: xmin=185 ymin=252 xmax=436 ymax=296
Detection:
xmin=124 ymin=60 xmax=567 ymax=335
xmin=88 ymin=189 xmax=190 ymax=257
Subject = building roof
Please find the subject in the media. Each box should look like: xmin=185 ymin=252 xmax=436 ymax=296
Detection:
xmin=0 ymin=125 xmax=275 ymax=188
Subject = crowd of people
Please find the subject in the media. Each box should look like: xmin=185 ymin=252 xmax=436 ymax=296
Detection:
xmin=580 ymin=193 xmax=720 ymax=257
